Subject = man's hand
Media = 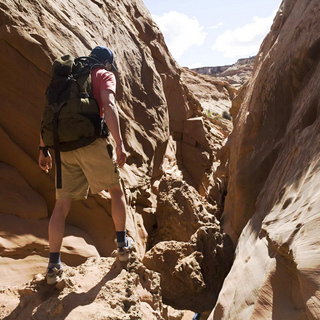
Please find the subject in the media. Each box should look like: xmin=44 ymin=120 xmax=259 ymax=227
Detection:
xmin=115 ymin=144 xmax=127 ymax=168
xmin=38 ymin=150 xmax=52 ymax=173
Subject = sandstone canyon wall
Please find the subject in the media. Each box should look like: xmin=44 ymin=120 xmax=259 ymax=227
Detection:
xmin=209 ymin=0 xmax=320 ymax=319
xmin=0 ymin=0 xmax=233 ymax=319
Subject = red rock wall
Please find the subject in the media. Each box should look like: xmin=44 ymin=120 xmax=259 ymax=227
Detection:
xmin=210 ymin=0 xmax=320 ymax=318
xmin=0 ymin=0 xmax=231 ymax=256
xmin=0 ymin=0 xmax=180 ymax=255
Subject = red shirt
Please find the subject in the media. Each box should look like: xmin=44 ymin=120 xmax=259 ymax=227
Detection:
xmin=91 ymin=68 xmax=116 ymax=116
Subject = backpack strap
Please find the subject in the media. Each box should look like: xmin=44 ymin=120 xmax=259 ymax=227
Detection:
xmin=51 ymin=101 xmax=66 ymax=189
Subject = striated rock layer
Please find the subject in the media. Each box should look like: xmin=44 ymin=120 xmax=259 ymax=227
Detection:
xmin=181 ymin=67 xmax=235 ymax=116
xmin=210 ymin=0 xmax=320 ymax=319
xmin=192 ymin=57 xmax=255 ymax=89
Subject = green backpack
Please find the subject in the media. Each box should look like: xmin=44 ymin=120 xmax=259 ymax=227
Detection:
xmin=41 ymin=55 xmax=108 ymax=188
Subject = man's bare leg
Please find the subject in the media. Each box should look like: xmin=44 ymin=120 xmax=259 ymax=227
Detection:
xmin=108 ymin=184 xmax=126 ymax=232
xmin=108 ymin=183 xmax=133 ymax=261
xmin=49 ymin=198 xmax=72 ymax=252
xmin=46 ymin=198 xmax=72 ymax=284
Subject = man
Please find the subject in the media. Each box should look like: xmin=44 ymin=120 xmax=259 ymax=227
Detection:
xmin=39 ymin=46 xmax=133 ymax=285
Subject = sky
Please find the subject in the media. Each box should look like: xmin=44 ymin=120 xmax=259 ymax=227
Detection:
xmin=143 ymin=0 xmax=283 ymax=68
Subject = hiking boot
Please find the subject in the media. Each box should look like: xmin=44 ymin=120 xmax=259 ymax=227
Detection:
xmin=46 ymin=265 xmax=63 ymax=285
xmin=117 ymin=236 xmax=134 ymax=262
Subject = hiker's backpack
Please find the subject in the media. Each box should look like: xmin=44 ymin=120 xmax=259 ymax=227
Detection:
xmin=41 ymin=55 xmax=109 ymax=188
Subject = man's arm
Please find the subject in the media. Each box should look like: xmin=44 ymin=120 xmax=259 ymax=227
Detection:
xmin=100 ymin=89 xmax=127 ymax=168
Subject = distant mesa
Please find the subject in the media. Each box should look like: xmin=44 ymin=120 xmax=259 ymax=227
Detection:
xmin=192 ymin=56 xmax=255 ymax=88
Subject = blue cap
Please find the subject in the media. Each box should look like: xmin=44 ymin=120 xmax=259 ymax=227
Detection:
xmin=90 ymin=46 xmax=117 ymax=71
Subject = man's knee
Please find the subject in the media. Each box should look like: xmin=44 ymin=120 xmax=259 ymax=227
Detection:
xmin=54 ymin=198 xmax=72 ymax=214
xmin=108 ymin=184 xmax=123 ymax=198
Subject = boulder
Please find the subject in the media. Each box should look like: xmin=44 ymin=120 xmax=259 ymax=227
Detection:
xmin=143 ymin=226 xmax=233 ymax=312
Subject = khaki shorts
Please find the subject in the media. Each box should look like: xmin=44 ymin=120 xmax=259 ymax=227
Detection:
xmin=56 ymin=138 xmax=120 ymax=200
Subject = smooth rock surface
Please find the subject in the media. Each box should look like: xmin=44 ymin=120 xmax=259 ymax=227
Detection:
xmin=0 ymin=163 xmax=47 ymax=219
xmin=210 ymin=1 xmax=320 ymax=319
xmin=0 ymin=214 xmax=99 ymax=287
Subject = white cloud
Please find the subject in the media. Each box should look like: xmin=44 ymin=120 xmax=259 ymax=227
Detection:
xmin=153 ymin=11 xmax=207 ymax=59
xmin=209 ymin=22 xmax=224 ymax=30
xmin=212 ymin=13 xmax=275 ymax=59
